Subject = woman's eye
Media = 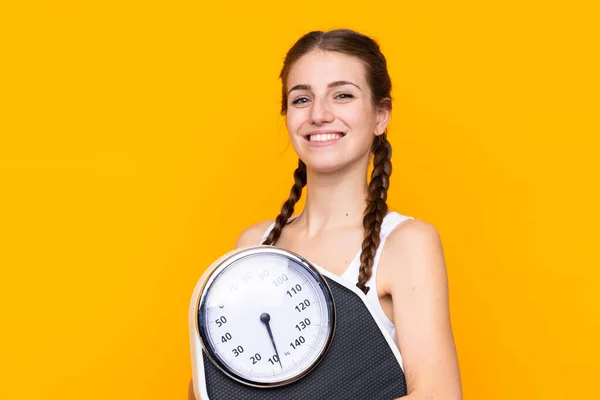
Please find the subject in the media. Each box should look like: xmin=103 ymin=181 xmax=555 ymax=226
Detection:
xmin=336 ymin=93 xmax=354 ymax=100
xmin=291 ymin=97 xmax=310 ymax=105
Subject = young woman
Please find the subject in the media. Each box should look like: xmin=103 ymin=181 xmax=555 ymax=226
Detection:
xmin=190 ymin=29 xmax=462 ymax=399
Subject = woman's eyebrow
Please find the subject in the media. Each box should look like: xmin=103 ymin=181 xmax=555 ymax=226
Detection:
xmin=288 ymin=80 xmax=362 ymax=95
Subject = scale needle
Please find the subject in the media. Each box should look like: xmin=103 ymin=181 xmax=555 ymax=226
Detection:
xmin=260 ymin=312 xmax=283 ymax=370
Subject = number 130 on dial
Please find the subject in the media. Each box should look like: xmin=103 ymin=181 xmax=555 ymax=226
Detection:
xmin=196 ymin=246 xmax=336 ymax=387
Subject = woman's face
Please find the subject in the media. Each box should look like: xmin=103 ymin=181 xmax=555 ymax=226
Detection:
xmin=285 ymin=50 xmax=389 ymax=173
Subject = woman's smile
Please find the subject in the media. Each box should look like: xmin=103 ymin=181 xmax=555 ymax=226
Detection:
xmin=305 ymin=131 xmax=346 ymax=146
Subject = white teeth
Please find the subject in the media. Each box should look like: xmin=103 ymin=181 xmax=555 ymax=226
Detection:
xmin=309 ymin=133 xmax=343 ymax=142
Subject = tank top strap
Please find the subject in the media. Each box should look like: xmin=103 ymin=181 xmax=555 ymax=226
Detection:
xmin=369 ymin=212 xmax=415 ymax=282
xmin=259 ymin=222 xmax=275 ymax=245
xmin=258 ymin=215 xmax=299 ymax=245
xmin=358 ymin=211 xmax=414 ymax=346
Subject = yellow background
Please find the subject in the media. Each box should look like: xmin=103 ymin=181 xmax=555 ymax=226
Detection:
xmin=1 ymin=1 xmax=598 ymax=399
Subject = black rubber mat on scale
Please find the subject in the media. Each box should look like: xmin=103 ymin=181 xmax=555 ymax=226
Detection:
xmin=200 ymin=276 xmax=407 ymax=399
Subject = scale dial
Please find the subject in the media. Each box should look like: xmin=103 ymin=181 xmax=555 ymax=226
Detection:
xmin=196 ymin=246 xmax=336 ymax=387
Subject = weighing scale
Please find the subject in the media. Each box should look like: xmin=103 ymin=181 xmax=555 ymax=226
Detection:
xmin=189 ymin=246 xmax=407 ymax=399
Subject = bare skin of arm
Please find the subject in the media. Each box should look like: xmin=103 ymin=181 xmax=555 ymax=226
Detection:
xmin=187 ymin=221 xmax=273 ymax=400
xmin=378 ymin=219 xmax=462 ymax=399
xmin=187 ymin=379 xmax=195 ymax=400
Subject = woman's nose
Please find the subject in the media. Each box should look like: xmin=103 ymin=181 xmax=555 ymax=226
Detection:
xmin=310 ymin=98 xmax=334 ymax=125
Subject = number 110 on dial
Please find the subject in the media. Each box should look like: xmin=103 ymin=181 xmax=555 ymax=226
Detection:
xmin=197 ymin=247 xmax=336 ymax=387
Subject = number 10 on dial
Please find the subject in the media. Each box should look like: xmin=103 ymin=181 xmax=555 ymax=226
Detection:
xmin=196 ymin=247 xmax=336 ymax=387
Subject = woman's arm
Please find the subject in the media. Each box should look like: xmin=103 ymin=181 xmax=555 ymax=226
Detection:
xmin=188 ymin=220 xmax=274 ymax=400
xmin=188 ymin=378 xmax=196 ymax=400
xmin=382 ymin=220 xmax=463 ymax=400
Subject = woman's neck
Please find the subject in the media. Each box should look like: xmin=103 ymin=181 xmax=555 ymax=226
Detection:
xmin=293 ymin=164 xmax=369 ymax=238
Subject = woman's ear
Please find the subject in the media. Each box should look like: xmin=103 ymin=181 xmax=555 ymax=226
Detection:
xmin=375 ymin=100 xmax=391 ymax=136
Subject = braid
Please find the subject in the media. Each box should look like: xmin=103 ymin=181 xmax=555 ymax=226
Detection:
xmin=262 ymin=159 xmax=307 ymax=246
xmin=357 ymin=133 xmax=392 ymax=294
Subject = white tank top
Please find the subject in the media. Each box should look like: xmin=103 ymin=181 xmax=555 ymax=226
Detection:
xmin=259 ymin=211 xmax=414 ymax=347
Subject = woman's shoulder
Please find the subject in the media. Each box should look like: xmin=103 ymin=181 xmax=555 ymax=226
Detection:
xmin=379 ymin=218 xmax=446 ymax=291
xmin=387 ymin=217 xmax=441 ymax=246
xmin=234 ymin=219 xmax=275 ymax=248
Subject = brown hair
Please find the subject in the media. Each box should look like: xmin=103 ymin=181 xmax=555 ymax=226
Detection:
xmin=262 ymin=29 xmax=393 ymax=295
